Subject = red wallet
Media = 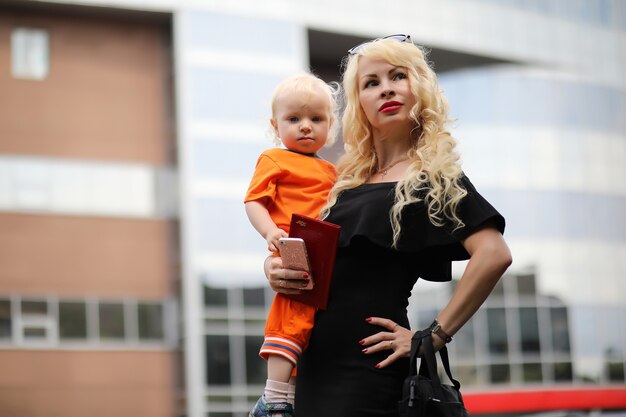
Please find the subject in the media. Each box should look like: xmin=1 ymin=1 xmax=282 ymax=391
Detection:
xmin=284 ymin=213 xmax=341 ymax=310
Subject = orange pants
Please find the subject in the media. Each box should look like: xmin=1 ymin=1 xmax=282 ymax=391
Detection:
xmin=260 ymin=293 xmax=316 ymax=367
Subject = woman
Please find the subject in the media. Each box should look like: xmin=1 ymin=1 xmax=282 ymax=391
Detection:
xmin=264 ymin=35 xmax=512 ymax=417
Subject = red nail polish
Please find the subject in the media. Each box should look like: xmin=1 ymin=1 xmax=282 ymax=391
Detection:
xmin=365 ymin=317 xmax=372 ymax=322
xmin=362 ymin=348 xmax=368 ymax=353
xmin=303 ymin=272 xmax=309 ymax=278
xmin=375 ymin=364 xmax=381 ymax=369
xmin=359 ymin=339 xmax=365 ymax=345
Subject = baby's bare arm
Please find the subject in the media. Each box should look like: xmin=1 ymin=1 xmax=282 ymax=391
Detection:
xmin=245 ymin=200 xmax=287 ymax=252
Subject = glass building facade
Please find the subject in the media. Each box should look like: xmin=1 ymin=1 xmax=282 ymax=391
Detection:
xmin=169 ymin=1 xmax=626 ymax=415
xmin=7 ymin=0 xmax=624 ymax=416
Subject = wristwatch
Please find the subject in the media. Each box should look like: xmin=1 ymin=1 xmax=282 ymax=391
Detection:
xmin=429 ymin=319 xmax=453 ymax=343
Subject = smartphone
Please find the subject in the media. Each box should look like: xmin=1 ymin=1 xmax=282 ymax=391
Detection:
xmin=278 ymin=238 xmax=314 ymax=290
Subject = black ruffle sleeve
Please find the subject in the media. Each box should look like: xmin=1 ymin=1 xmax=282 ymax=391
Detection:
xmin=325 ymin=174 xmax=505 ymax=282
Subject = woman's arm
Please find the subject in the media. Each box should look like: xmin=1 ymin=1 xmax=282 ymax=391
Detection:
xmin=433 ymin=225 xmax=512 ymax=346
xmin=362 ymin=225 xmax=512 ymax=368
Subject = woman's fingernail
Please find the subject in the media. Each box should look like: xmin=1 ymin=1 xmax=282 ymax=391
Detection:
xmin=300 ymin=281 xmax=310 ymax=287
xmin=365 ymin=317 xmax=372 ymax=322
xmin=359 ymin=339 xmax=365 ymax=345
xmin=362 ymin=348 xmax=368 ymax=353
xmin=303 ymin=272 xmax=309 ymax=278
xmin=375 ymin=364 xmax=381 ymax=369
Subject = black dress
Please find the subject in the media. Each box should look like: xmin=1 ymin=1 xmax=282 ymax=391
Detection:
xmin=295 ymin=175 xmax=505 ymax=417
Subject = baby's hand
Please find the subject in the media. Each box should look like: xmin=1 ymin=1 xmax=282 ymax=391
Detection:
xmin=266 ymin=228 xmax=288 ymax=252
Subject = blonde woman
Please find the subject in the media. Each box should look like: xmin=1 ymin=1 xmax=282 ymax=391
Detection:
xmin=264 ymin=35 xmax=512 ymax=417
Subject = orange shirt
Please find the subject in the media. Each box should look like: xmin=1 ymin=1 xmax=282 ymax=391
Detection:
xmin=244 ymin=148 xmax=336 ymax=233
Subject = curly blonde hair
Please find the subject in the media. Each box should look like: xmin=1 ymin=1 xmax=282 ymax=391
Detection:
xmin=321 ymin=39 xmax=467 ymax=246
xmin=269 ymin=72 xmax=340 ymax=147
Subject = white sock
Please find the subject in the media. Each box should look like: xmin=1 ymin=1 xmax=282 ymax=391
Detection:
xmin=287 ymin=383 xmax=296 ymax=406
xmin=264 ymin=379 xmax=291 ymax=404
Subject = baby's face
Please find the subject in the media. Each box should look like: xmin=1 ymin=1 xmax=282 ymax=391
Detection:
xmin=271 ymin=86 xmax=332 ymax=154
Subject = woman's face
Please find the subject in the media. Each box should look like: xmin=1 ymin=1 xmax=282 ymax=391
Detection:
xmin=357 ymin=56 xmax=416 ymax=132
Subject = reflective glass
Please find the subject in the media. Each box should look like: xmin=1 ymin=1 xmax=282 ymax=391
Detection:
xmin=138 ymin=303 xmax=164 ymax=340
xmin=453 ymin=319 xmax=476 ymax=358
xmin=206 ymin=335 xmax=231 ymax=385
xmin=59 ymin=301 xmax=87 ymax=339
xmin=21 ymin=299 xmax=47 ymax=315
xmin=243 ymin=288 xmax=265 ymax=308
xmin=554 ymin=362 xmax=573 ymax=382
xmin=204 ymin=286 xmax=228 ymax=307
xmin=519 ymin=307 xmax=541 ymax=353
xmin=607 ymin=362 xmax=625 ymax=382
xmin=184 ymin=11 xmax=297 ymax=57
xmin=0 ymin=299 xmax=11 ymax=338
xmin=516 ymin=273 xmax=536 ymax=295
xmin=24 ymin=326 xmax=46 ymax=339
xmin=189 ymin=69 xmax=282 ymax=123
xmin=489 ymin=364 xmax=510 ymax=383
xmin=245 ymin=335 xmax=265 ymax=385
xmin=522 ymin=363 xmax=543 ymax=382
xmin=98 ymin=302 xmax=125 ymax=340
xmin=550 ymin=307 xmax=571 ymax=353
xmin=487 ymin=308 xmax=508 ymax=355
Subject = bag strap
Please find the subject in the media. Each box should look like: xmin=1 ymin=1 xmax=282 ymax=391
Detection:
xmin=437 ymin=341 xmax=462 ymax=390
xmin=408 ymin=331 xmax=424 ymax=376
xmin=410 ymin=330 xmax=462 ymax=391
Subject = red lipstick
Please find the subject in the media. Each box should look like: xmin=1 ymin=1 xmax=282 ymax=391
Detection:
xmin=379 ymin=101 xmax=402 ymax=112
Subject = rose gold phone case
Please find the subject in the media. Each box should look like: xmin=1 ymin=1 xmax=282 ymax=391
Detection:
xmin=278 ymin=238 xmax=314 ymax=290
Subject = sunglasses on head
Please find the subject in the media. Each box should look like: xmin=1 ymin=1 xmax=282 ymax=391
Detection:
xmin=347 ymin=34 xmax=412 ymax=55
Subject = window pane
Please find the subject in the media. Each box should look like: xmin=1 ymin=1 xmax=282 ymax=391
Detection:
xmin=21 ymin=300 xmax=47 ymax=315
xmin=607 ymin=362 xmax=625 ymax=382
xmin=489 ymin=364 xmax=510 ymax=383
xmin=491 ymin=280 xmax=505 ymax=298
xmin=487 ymin=308 xmax=508 ymax=355
xmin=138 ymin=303 xmax=164 ymax=340
xmin=206 ymin=335 xmax=231 ymax=384
xmin=243 ymin=288 xmax=265 ymax=307
xmin=204 ymin=286 xmax=228 ymax=307
xmin=417 ymin=309 xmax=438 ymax=330
xmin=519 ymin=307 xmax=540 ymax=353
xmin=454 ymin=365 xmax=478 ymax=386
xmin=522 ymin=363 xmax=543 ymax=383
xmin=99 ymin=302 xmax=125 ymax=339
xmin=516 ymin=273 xmax=536 ymax=295
xmin=245 ymin=335 xmax=265 ymax=385
xmin=24 ymin=326 xmax=46 ymax=339
xmin=550 ymin=307 xmax=571 ymax=353
xmin=11 ymin=27 xmax=50 ymax=80
xmin=453 ymin=319 xmax=476 ymax=358
xmin=0 ymin=299 xmax=11 ymax=338
xmin=59 ymin=301 xmax=87 ymax=339
xmin=554 ymin=362 xmax=573 ymax=382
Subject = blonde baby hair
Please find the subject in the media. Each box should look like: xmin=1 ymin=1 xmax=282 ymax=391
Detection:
xmin=269 ymin=72 xmax=340 ymax=147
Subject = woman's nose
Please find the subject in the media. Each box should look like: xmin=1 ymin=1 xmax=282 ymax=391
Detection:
xmin=380 ymin=82 xmax=395 ymax=98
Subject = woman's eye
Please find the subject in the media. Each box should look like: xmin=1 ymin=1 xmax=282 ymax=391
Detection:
xmin=364 ymin=79 xmax=378 ymax=88
xmin=394 ymin=72 xmax=407 ymax=80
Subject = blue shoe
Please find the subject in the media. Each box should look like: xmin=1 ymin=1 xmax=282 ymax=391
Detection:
xmin=249 ymin=396 xmax=294 ymax=417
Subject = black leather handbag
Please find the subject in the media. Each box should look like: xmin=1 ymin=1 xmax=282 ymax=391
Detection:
xmin=398 ymin=330 xmax=469 ymax=417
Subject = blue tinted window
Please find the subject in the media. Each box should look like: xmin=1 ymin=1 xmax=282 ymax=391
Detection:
xmin=188 ymin=69 xmax=282 ymax=123
xmin=182 ymin=11 xmax=298 ymax=57
xmin=192 ymin=139 xmax=268 ymax=180
xmin=440 ymin=70 xmax=626 ymax=134
xmin=194 ymin=198 xmax=263 ymax=252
